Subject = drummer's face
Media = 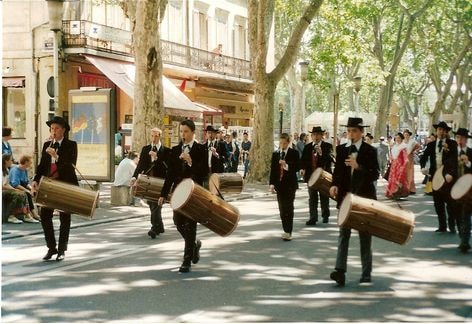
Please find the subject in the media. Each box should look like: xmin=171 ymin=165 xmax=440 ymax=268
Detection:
xmin=347 ymin=127 xmax=363 ymax=142
xmin=456 ymin=135 xmax=466 ymax=146
xmin=279 ymin=138 xmax=289 ymax=150
xmin=150 ymin=130 xmax=160 ymax=144
xmin=436 ymin=127 xmax=446 ymax=139
xmin=49 ymin=124 xmax=65 ymax=140
xmin=180 ymin=125 xmax=194 ymax=144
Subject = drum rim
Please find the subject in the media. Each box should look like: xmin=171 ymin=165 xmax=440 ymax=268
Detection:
xmin=308 ymin=167 xmax=323 ymax=187
xmin=209 ymin=173 xmax=221 ymax=194
xmin=451 ymin=173 xmax=472 ymax=200
xmin=170 ymin=178 xmax=195 ymax=210
xmin=337 ymin=193 xmax=353 ymax=226
xmin=432 ymin=165 xmax=445 ymax=191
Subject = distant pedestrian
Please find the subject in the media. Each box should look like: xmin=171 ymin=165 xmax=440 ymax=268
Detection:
xmin=241 ymin=132 xmax=251 ymax=179
xmin=403 ymin=129 xmax=421 ymax=194
xmin=329 ymin=117 xmax=379 ymax=286
xmin=377 ymin=136 xmax=389 ymax=178
xmin=270 ymin=133 xmax=299 ymax=241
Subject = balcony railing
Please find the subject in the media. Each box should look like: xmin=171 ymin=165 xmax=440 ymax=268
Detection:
xmin=62 ymin=20 xmax=252 ymax=80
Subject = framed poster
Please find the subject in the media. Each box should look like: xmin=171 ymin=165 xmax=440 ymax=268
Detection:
xmin=69 ymin=88 xmax=115 ymax=181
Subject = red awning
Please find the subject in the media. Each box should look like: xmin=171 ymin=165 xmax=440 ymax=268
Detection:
xmin=2 ymin=77 xmax=25 ymax=87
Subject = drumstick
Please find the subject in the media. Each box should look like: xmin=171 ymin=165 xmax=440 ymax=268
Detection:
xmin=72 ymin=163 xmax=95 ymax=191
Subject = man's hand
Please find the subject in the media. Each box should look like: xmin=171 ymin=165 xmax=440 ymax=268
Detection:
xmin=45 ymin=147 xmax=58 ymax=160
xmin=300 ymin=169 xmax=305 ymax=178
xmin=129 ymin=177 xmax=137 ymax=187
xmin=329 ymin=186 xmax=338 ymax=198
xmin=210 ymin=147 xmax=219 ymax=157
xmin=149 ymin=150 xmax=158 ymax=161
xmin=31 ymin=181 xmax=38 ymax=194
xmin=269 ymin=184 xmax=276 ymax=193
xmin=460 ymin=153 xmax=470 ymax=164
xmin=158 ymin=197 xmax=165 ymax=206
xmin=180 ymin=152 xmax=192 ymax=165
xmin=445 ymin=174 xmax=453 ymax=183
xmin=421 ymin=168 xmax=429 ymax=176
xmin=344 ymin=155 xmax=359 ymax=170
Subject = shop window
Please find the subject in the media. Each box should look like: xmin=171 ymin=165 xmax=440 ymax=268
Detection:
xmin=2 ymin=87 xmax=26 ymax=138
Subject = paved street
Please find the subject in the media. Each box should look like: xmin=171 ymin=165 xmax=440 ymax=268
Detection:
xmin=2 ymin=174 xmax=471 ymax=322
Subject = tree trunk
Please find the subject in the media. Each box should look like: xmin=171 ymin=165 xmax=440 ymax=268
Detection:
xmin=374 ymin=76 xmax=395 ymax=137
xmin=286 ymin=66 xmax=303 ymax=134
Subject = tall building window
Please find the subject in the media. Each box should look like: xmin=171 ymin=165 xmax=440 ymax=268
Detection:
xmin=233 ymin=17 xmax=247 ymax=59
xmin=162 ymin=0 xmax=184 ymax=43
xmin=215 ymin=11 xmax=228 ymax=54
xmin=193 ymin=10 xmax=208 ymax=50
xmin=2 ymin=81 xmax=26 ymax=138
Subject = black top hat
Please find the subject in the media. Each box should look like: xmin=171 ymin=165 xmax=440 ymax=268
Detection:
xmin=309 ymin=126 xmax=325 ymax=133
xmin=453 ymin=127 xmax=472 ymax=138
xmin=46 ymin=116 xmax=70 ymax=131
xmin=205 ymin=125 xmax=217 ymax=132
xmin=432 ymin=121 xmax=451 ymax=131
xmin=341 ymin=117 xmax=368 ymax=128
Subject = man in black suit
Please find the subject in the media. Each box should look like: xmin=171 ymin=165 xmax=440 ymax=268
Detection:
xmin=158 ymin=120 xmax=209 ymax=273
xmin=31 ymin=116 xmax=78 ymax=262
xmin=420 ymin=121 xmax=458 ymax=233
xmin=269 ymin=133 xmax=299 ymax=241
xmin=131 ymin=128 xmax=171 ymax=239
xmin=203 ymin=125 xmax=227 ymax=175
xmin=329 ymin=117 xmax=379 ymax=286
xmin=453 ymin=128 xmax=472 ymax=253
xmin=300 ymin=126 xmax=333 ymax=225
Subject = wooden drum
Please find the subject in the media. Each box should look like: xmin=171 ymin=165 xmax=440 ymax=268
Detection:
xmin=133 ymin=174 xmax=164 ymax=203
xmin=432 ymin=165 xmax=446 ymax=192
xmin=35 ymin=176 xmax=99 ymax=218
xmin=451 ymin=174 xmax=472 ymax=206
xmin=209 ymin=173 xmax=243 ymax=196
xmin=308 ymin=168 xmax=335 ymax=200
xmin=338 ymin=193 xmax=415 ymax=245
xmin=171 ymin=178 xmax=240 ymax=237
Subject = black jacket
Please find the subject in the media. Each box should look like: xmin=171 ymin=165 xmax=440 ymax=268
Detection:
xmin=34 ymin=138 xmax=78 ymax=185
xmin=332 ymin=142 xmax=379 ymax=207
xmin=203 ymin=139 xmax=227 ymax=174
xmin=300 ymin=141 xmax=334 ymax=182
xmin=269 ymin=147 xmax=299 ymax=192
xmin=133 ymin=144 xmax=171 ymax=179
xmin=420 ymin=138 xmax=458 ymax=180
xmin=160 ymin=142 xmax=209 ymax=198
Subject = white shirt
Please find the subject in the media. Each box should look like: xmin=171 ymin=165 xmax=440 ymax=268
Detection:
xmin=435 ymin=138 xmax=444 ymax=169
xmin=113 ymin=158 xmax=137 ymax=186
xmin=391 ymin=142 xmax=408 ymax=159
xmin=207 ymin=140 xmax=217 ymax=168
xmin=51 ymin=138 xmax=63 ymax=164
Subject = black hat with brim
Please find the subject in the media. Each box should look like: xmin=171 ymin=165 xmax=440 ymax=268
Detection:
xmin=341 ymin=117 xmax=369 ymax=128
xmin=433 ymin=121 xmax=452 ymax=131
xmin=205 ymin=125 xmax=217 ymax=132
xmin=46 ymin=116 xmax=70 ymax=131
xmin=453 ymin=127 xmax=472 ymax=138
xmin=309 ymin=126 xmax=325 ymax=133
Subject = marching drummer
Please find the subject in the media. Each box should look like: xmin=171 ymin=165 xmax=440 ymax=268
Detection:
xmin=300 ymin=126 xmax=334 ymax=225
xmin=31 ymin=116 xmax=78 ymax=262
xmin=203 ymin=125 xmax=227 ymax=187
xmin=453 ymin=127 xmax=472 ymax=253
xmin=328 ymin=117 xmax=379 ymax=286
xmin=158 ymin=120 xmax=208 ymax=273
xmin=131 ymin=128 xmax=171 ymax=239
xmin=420 ymin=121 xmax=458 ymax=233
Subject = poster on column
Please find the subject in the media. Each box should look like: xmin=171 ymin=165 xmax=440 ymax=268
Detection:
xmin=69 ymin=88 xmax=115 ymax=181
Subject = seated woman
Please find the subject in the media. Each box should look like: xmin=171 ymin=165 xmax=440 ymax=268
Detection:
xmin=9 ymin=154 xmax=40 ymax=222
xmin=2 ymin=154 xmax=29 ymax=223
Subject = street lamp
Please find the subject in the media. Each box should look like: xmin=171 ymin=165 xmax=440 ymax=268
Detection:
xmin=46 ymin=0 xmax=64 ymax=114
xmin=279 ymin=102 xmax=285 ymax=135
xmin=353 ymin=76 xmax=362 ymax=112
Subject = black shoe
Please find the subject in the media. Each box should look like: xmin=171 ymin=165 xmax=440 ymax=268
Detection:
xmin=43 ymin=249 xmax=58 ymax=261
xmin=330 ymin=270 xmax=345 ymax=287
xmin=179 ymin=260 xmax=191 ymax=273
xmin=449 ymin=229 xmax=457 ymax=234
xmin=192 ymin=240 xmax=202 ymax=264
xmin=158 ymin=228 xmax=165 ymax=234
xmin=56 ymin=252 xmax=65 ymax=261
xmin=306 ymin=219 xmax=317 ymax=226
xmin=359 ymin=276 xmax=371 ymax=283
xmin=148 ymin=229 xmax=157 ymax=239
xmin=435 ymin=228 xmax=447 ymax=233
xmin=322 ymin=217 xmax=329 ymax=224
xmin=459 ymin=243 xmax=471 ymax=253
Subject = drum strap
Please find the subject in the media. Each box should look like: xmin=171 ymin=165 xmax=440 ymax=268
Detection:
xmin=210 ymin=177 xmax=225 ymax=201
xmin=72 ymin=163 xmax=95 ymax=190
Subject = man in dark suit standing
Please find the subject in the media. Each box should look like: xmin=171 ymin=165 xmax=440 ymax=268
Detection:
xmin=420 ymin=121 xmax=458 ymax=233
xmin=300 ymin=126 xmax=333 ymax=225
xmin=203 ymin=125 xmax=227 ymax=176
xmin=453 ymin=128 xmax=472 ymax=253
xmin=270 ymin=133 xmax=299 ymax=241
xmin=31 ymin=116 xmax=78 ymax=262
xmin=131 ymin=128 xmax=171 ymax=239
xmin=329 ymin=117 xmax=379 ymax=286
xmin=158 ymin=120 xmax=209 ymax=273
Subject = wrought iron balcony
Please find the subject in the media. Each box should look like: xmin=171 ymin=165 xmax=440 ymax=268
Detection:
xmin=62 ymin=20 xmax=252 ymax=80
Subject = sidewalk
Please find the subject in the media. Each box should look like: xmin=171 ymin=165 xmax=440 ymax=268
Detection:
xmin=1 ymin=180 xmax=271 ymax=241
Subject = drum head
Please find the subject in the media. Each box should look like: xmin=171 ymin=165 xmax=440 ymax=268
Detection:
xmin=451 ymin=174 xmax=472 ymax=200
xmin=432 ymin=165 xmax=444 ymax=191
xmin=209 ymin=173 xmax=220 ymax=195
xmin=308 ymin=167 xmax=323 ymax=187
xmin=338 ymin=193 xmax=353 ymax=226
xmin=170 ymin=179 xmax=195 ymax=210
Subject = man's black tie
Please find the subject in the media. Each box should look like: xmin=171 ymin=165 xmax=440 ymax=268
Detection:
xmin=280 ymin=151 xmax=286 ymax=160
xmin=460 ymin=149 xmax=465 ymax=156
xmin=53 ymin=142 xmax=59 ymax=150
xmin=438 ymin=139 xmax=443 ymax=152
xmin=152 ymin=145 xmax=157 ymax=152
xmin=350 ymin=145 xmax=357 ymax=153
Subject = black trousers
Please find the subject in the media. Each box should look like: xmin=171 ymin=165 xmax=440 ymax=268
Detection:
xmin=433 ymin=191 xmax=456 ymax=231
xmin=40 ymin=207 xmax=71 ymax=252
xmin=173 ymin=211 xmax=197 ymax=261
xmin=276 ymin=189 xmax=296 ymax=234
xmin=149 ymin=201 xmax=164 ymax=232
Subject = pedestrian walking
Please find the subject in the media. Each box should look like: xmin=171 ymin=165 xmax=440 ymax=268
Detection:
xmin=31 ymin=116 xmax=78 ymax=262
xmin=300 ymin=126 xmax=333 ymax=225
xmin=403 ymin=129 xmax=421 ymax=194
xmin=131 ymin=128 xmax=171 ymax=239
xmin=377 ymin=136 xmax=389 ymax=178
xmin=241 ymin=132 xmax=251 ymax=179
xmin=269 ymin=133 xmax=299 ymax=241
xmin=329 ymin=117 xmax=379 ymax=286
xmin=420 ymin=121 xmax=458 ymax=233
xmin=158 ymin=119 xmax=208 ymax=273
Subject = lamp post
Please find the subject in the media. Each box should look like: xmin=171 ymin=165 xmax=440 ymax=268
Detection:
xmin=353 ymin=76 xmax=362 ymax=113
xmin=46 ymin=0 xmax=64 ymax=114
xmin=279 ymin=102 xmax=285 ymax=135
xmin=299 ymin=61 xmax=309 ymax=132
